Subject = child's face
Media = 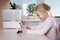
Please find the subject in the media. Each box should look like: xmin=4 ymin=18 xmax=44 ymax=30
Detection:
xmin=35 ymin=11 xmax=44 ymax=20
xmin=35 ymin=10 xmax=47 ymax=20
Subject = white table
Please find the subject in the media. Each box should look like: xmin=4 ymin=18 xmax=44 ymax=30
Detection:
xmin=20 ymin=34 xmax=48 ymax=40
xmin=0 ymin=29 xmax=48 ymax=40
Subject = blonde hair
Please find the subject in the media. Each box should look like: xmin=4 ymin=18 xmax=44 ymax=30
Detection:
xmin=35 ymin=3 xmax=51 ymax=11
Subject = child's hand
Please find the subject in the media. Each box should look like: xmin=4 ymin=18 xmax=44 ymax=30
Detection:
xmin=26 ymin=25 xmax=31 ymax=30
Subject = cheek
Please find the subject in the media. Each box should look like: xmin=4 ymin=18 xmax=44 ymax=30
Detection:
xmin=39 ymin=14 xmax=44 ymax=18
xmin=37 ymin=14 xmax=43 ymax=20
xmin=35 ymin=12 xmax=44 ymax=19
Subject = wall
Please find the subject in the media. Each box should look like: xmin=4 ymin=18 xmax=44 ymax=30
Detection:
xmin=37 ymin=0 xmax=44 ymax=4
xmin=2 ymin=9 xmax=22 ymax=28
xmin=2 ymin=9 xmax=21 ymax=21
xmin=0 ymin=0 xmax=10 ymax=27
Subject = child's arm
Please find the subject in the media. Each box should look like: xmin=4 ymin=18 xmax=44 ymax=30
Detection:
xmin=27 ymin=18 xmax=54 ymax=34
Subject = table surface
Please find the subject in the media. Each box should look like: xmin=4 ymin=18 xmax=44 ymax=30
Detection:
xmin=0 ymin=29 xmax=48 ymax=40
xmin=20 ymin=34 xmax=48 ymax=40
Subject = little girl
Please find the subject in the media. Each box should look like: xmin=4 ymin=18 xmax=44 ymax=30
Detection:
xmin=19 ymin=3 xmax=58 ymax=40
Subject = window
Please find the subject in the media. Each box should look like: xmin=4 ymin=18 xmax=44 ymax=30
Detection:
xmin=45 ymin=0 xmax=60 ymax=16
xmin=10 ymin=0 xmax=19 ymax=5
xmin=10 ymin=0 xmax=37 ymax=16
xmin=21 ymin=0 xmax=37 ymax=16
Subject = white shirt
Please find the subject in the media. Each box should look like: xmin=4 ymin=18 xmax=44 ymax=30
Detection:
xmin=27 ymin=16 xmax=56 ymax=34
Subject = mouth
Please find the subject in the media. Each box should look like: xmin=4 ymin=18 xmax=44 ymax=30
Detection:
xmin=40 ymin=18 xmax=44 ymax=21
xmin=39 ymin=17 xmax=42 ymax=19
